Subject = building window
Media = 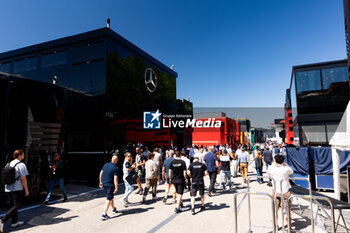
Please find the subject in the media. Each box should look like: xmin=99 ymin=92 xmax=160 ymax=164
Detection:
xmin=41 ymin=50 xmax=68 ymax=68
xmin=26 ymin=57 xmax=38 ymax=71
xmin=295 ymin=70 xmax=321 ymax=94
xmin=0 ymin=62 xmax=11 ymax=73
xmin=321 ymin=67 xmax=348 ymax=90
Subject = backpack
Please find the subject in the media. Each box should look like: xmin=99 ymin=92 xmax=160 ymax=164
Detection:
xmin=1 ymin=162 xmax=21 ymax=185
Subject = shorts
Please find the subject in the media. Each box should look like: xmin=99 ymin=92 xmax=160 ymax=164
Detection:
xmin=174 ymin=183 xmax=185 ymax=195
xmin=103 ymin=186 xmax=115 ymax=200
xmin=190 ymin=183 xmax=205 ymax=197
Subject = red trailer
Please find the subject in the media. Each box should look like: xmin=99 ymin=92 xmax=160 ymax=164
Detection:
xmin=192 ymin=116 xmax=236 ymax=147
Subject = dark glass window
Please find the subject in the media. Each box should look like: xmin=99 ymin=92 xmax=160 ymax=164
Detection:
xmin=55 ymin=51 xmax=68 ymax=65
xmin=322 ymin=67 xmax=348 ymax=89
xmin=70 ymin=60 xmax=105 ymax=95
xmin=41 ymin=53 xmax=55 ymax=68
xmin=41 ymin=51 xmax=68 ymax=68
xmin=295 ymin=70 xmax=321 ymax=94
xmin=26 ymin=57 xmax=38 ymax=71
xmin=0 ymin=62 xmax=11 ymax=73
xmin=288 ymin=113 xmax=292 ymax=117
xmin=14 ymin=59 xmax=26 ymax=73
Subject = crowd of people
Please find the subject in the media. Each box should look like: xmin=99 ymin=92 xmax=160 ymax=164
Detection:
xmin=99 ymin=142 xmax=293 ymax=221
xmin=0 ymin=141 xmax=293 ymax=232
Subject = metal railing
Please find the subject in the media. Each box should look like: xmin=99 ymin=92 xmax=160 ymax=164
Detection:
xmin=233 ymin=190 xmax=276 ymax=233
xmin=246 ymin=176 xmax=277 ymax=231
xmin=286 ymin=194 xmax=335 ymax=233
xmin=279 ymin=177 xmax=313 ymax=233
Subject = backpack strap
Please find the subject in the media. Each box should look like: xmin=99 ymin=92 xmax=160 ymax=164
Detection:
xmin=13 ymin=162 xmax=22 ymax=180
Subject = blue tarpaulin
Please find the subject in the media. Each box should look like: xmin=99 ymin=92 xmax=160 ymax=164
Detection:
xmin=311 ymin=147 xmax=332 ymax=175
xmin=285 ymin=147 xmax=309 ymax=175
xmin=311 ymin=147 xmax=350 ymax=175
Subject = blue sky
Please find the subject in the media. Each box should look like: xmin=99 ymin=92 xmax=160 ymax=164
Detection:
xmin=0 ymin=0 xmax=346 ymax=107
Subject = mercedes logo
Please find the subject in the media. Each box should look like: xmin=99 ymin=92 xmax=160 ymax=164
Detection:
xmin=144 ymin=68 xmax=157 ymax=92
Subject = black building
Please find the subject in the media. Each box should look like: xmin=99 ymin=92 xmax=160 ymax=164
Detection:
xmin=287 ymin=59 xmax=349 ymax=146
xmin=0 ymin=27 xmax=191 ymax=189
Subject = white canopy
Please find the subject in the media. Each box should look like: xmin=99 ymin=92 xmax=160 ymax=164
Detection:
xmin=330 ymin=100 xmax=350 ymax=200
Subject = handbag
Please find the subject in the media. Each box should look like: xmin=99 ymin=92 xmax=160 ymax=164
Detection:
xmin=125 ymin=169 xmax=138 ymax=184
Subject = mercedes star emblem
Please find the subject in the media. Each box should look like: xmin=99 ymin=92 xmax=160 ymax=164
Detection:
xmin=144 ymin=68 xmax=157 ymax=92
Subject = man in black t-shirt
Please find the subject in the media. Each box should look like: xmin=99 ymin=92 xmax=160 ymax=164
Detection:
xmin=169 ymin=151 xmax=187 ymax=213
xmin=188 ymin=156 xmax=208 ymax=215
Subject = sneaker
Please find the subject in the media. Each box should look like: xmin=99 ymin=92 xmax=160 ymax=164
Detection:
xmin=120 ymin=199 xmax=128 ymax=206
xmin=139 ymin=188 xmax=143 ymax=195
xmin=191 ymin=208 xmax=195 ymax=215
xmin=200 ymin=206 xmax=205 ymax=211
xmin=62 ymin=197 xmax=68 ymax=203
xmin=0 ymin=220 xmax=3 ymax=232
xmin=152 ymin=196 xmax=157 ymax=200
xmin=112 ymin=208 xmax=118 ymax=214
xmin=212 ymin=190 xmax=217 ymax=194
xmin=171 ymin=199 xmax=176 ymax=204
xmin=100 ymin=214 xmax=110 ymax=220
xmin=180 ymin=202 xmax=183 ymax=208
xmin=174 ymin=207 xmax=182 ymax=213
xmin=11 ymin=221 xmax=24 ymax=228
xmin=163 ymin=197 xmax=167 ymax=203
xmin=42 ymin=200 xmax=49 ymax=205
xmin=208 ymin=192 xmax=213 ymax=197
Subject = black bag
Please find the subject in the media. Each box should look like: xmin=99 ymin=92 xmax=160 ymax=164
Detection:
xmin=1 ymin=162 xmax=21 ymax=185
xmin=125 ymin=169 xmax=138 ymax=184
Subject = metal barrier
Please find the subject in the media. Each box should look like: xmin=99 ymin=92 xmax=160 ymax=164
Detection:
xmin=233 ymin=190 xmax=276 ymax=233
xmin=246 ymin=176 xmax=277 ymax=231
xmin=286 ymin=194 xmax=335 ymax=233
xmin=279 ymin=177 xmax=314 ymax=233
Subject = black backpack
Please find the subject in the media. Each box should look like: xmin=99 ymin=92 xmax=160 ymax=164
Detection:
xmin=1 ymin=162 xmax=21 ymax=185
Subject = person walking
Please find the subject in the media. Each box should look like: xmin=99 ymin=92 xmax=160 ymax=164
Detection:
xmin=255 ymin=151 xmax=264 ymax=184
xmin=162 ymin=150 xmax=176 ymax=204
xmin=121 ymin=152 xmax=136 ymax=206
xmin=237 ymin=147 xmax=249 ymax=183
xmin=142 ymin=153 xmax=158 ymax=202
xmin=153 ymin=148 xmax=163 ymax=185
xmin=135 ymin=147 xmax=146 ymax=195
xmin=42 ymin=152 xmax=67 ymax=205
xmin=169 ymin=151 xmax=187 ymax=213
xmin=204 ymin=146 xmax=219 ymax=196
xmin=188 ymin=155 xmax=208 ymax=215
xmin=263 ymin=147 xmax=273 ymax=186
xmin=181 ymin=150 xmax=191 ymax=191
xmin=0 ymin=150 xmax=29 ymax=232
xmin=99 ymin=155 xmax=119 ymax=220
xmin=219 ymin=150 xmax=233 ymax=190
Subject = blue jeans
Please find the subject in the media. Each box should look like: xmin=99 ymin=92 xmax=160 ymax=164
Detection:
xmin=221 ymin=170 xmax=232 ymax=189
xmin=123 ymin=175 xmax=134 ymax=200
xmin=256 ymin=167 xmax=263 ymax=182
xmin=45 ymin=178 xmax=67 ymax=201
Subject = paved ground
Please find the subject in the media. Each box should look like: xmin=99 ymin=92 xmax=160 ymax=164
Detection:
xmin=0 ymin=165 xmax=347 ymax=233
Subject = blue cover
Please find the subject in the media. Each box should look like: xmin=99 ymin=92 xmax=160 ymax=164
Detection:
xmin=312 ymin=148 xmax=350 ymax=175
xmin=311 ymin=147 xmax=332 ymax=175
xmin=285 ymin=147 xmax=309 ymax=175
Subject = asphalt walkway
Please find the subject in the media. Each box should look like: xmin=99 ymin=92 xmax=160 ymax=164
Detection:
xmin=0 ymin=166 xmax=345 ymax=233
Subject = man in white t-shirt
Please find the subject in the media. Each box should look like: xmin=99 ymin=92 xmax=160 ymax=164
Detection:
xmin=267 ymin=154 xmax=293 ymax=224
xmin=1 ymin=150 xmax=29 ymax=232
